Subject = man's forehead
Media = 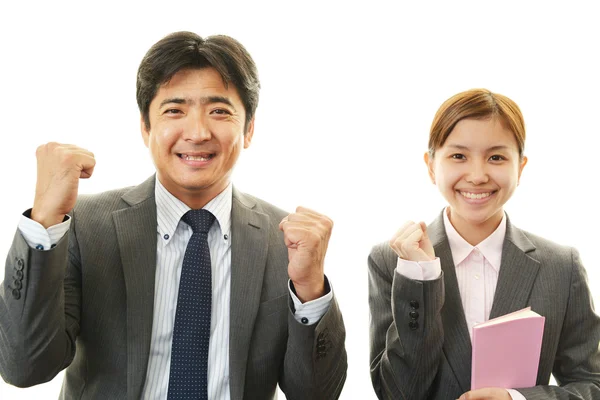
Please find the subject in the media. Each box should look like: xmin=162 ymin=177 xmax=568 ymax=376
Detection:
xmin=153 ymin=69 xmax=239 ymax=101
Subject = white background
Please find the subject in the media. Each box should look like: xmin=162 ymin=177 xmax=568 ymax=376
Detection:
xmin=1 ymin=1 xmax=599 ymax=399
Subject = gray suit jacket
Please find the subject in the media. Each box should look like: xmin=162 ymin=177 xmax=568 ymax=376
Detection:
xmin=0 ymin=176 xmax=347 ymax=399
xmin=368 ymin=212 xmax=600 ymax=400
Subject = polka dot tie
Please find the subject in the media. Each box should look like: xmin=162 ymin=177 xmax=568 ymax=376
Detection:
xmin=167 ymin=209 xmax=215 ymax=400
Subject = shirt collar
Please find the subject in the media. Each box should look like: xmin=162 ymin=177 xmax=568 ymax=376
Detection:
xmin=155 ymin=179 xmax=232 ymax=244
xmin=443 ymin=207 xmax=506 ymax=271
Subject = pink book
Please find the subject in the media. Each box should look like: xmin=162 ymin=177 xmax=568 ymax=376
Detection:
xmin=471 ymin=307 xmax=545 ymax=390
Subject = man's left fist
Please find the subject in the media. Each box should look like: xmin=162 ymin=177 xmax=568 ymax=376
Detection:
xmin=279 ymin=206 xmax=333 ymax=302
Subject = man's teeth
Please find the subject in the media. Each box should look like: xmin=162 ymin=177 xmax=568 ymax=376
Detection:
xmin=182 ymin=154 xmax=211 ymax=161
xmin=460 ymin=191 xmax=492 ymax=200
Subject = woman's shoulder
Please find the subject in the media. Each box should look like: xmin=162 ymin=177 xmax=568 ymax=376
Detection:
xmin=509 ymin=223 xmax=579 ymax=268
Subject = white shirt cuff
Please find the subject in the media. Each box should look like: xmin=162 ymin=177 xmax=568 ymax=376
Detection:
xmin=506 ymin=389 xmax=526 ymax=400
xmin=395 ymin=257 xmax=441 ymax=280
xmin=18 ymin=212 xmax=71 ymax=250
xmin=288 ymin=279 xmax=333 ymax=326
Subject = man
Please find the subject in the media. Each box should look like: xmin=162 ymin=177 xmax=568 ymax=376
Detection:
xmin=0 ymin=31 xmax=347 ymax=399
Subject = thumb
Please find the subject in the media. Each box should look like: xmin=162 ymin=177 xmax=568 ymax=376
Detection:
xmin=419 ymin=221 xmax=432 ymax=244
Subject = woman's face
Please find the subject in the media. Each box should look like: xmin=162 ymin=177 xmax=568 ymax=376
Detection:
xmin=425 ymin=117 xmax=527 ymax=236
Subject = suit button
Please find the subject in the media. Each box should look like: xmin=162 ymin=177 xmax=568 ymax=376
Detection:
xmin=301 ymin=317 xmax=309 ymax=324
xmin=12 ymin=289 xmax=21 ymax=300
xmin=409 ymin=321 xmax=419 ymax=330
xmin=16 ymin=259 xmax=24 ymax=271
xmin=15 ymin=270 xmax=24 ymax=280
xmin=13 ymin=280 xmax=23 ymax=290
xmin=410 ymin=300 xmax=419 ymax=309
xmin=409 ymin=310 xmax=419 ymax=319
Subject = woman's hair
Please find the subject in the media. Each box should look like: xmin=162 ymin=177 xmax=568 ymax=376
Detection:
xmin=428 ymin=89 xmax=525 ymax=159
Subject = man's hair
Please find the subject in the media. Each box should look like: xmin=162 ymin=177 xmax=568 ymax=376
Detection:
xmin=136 ymin=31 xmax=260 ymax=132
xmin=428 ymin=88 xmax=526 ymax=159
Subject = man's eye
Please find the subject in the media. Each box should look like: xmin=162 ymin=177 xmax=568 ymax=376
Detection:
xmin=211 ymin=109 xmax=231 ymax=115
xmin=164 ymin=109 xmax=182 ymax=114
xmin=451 ymin=154 xmax=465 ymax=160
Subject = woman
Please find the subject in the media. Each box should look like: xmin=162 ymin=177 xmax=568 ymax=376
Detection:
xmin=368 ymin=89 xmax=600 ymax=400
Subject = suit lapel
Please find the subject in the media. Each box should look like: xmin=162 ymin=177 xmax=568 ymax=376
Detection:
xmin=112 ymin=176 xmax=158 ymax=400
xmin=428 ymin=214 xmax=473 ymax=393
xmin=489 ymin=218 xmax=540 ymax=319
xmin=431 ymin=212 xmax=542 ymax=392
xmin=228 ymin=188 xmax=270 ymax=400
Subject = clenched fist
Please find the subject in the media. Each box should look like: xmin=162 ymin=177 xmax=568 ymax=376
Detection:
xmin=279 ymin=207 xmax=333 ymax=302
xmin=31 ymin=142 xmax=96 ymax=228
xmin=390 ymin=221 xmax=435 ymax=262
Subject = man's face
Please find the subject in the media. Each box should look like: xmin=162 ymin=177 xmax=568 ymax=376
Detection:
xmin=425 ymin=117 xmax=527 ymax=235
xmin=142 ymin=67 xmax=253 ymax=207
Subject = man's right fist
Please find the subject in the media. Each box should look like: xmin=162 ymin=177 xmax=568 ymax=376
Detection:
xmin=389 ymin=221 xmax=435 ymax=262
xmin=31 ymin=142 xmax=96 ymax=228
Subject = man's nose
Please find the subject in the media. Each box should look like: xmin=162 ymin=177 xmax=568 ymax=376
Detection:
xmin=184 ymin=112 xmax=212 ymax=142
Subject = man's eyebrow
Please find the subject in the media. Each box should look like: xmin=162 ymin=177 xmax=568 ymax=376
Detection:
xmin=159 ymin=97 xmax=187 ymax=108
xmin=200 ymin=96 xmax=235 ymax=109
xmin=158 ymin=96 xmax=236 ymax=109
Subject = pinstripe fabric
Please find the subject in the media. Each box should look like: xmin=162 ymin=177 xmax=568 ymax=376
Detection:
xmin=394 ymin=212 xmax=506 ymax=341
xmin=3 ymin=175 xmax=347 ymax=399
xmin=369 ymin=211 xmax=600 ymax=400
xmin=142 ymin=181 xmax=233 ymax=400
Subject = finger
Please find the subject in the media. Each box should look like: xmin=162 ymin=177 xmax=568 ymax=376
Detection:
xmin=390 ymin=221 xmax=414 ymax=242
xmin=278 ymin=216 xmax=289 ymax=231
xmin=459 ymin=388 xmax=497 ymax=400
xmin=284 ymin=212 xmax=333 ymax=235
xmin=419 ymin=221 xmax=428 ymax=236
xmin=80 ymin=164 xmax=95 ymax=179
xmin=396 ymin=221 xmax=422 ymax=243
xmin=282 ymin=226 xmax=312 ymax=248
xmin=404 ymin=227 xmax=425 ymax=249
xmin=76 ymin=154 xmax=97 ymax=176
xmin=294 ymin=206 xmax=321 ymax=216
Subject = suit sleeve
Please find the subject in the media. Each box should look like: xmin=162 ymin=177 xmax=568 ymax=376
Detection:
xmin=279 ymin=290 xmax=347 ymax=400
xmin=0 ymin=212 xmax=81 ymax=387
xmin=368 ymin=244 xmax=445 ymax=400
xmin=516 ymin=249 xmax=600 ymax=399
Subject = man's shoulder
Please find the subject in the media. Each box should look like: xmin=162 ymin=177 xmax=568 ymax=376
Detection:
xmin=75 ymin=186 xmax=135 ymax=213
xmin=233 ymin=190 xmax=289 ymax=222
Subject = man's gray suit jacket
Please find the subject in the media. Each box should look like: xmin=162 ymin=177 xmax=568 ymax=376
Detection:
xmin=368 ymin=212 xmax=600 ymax=400
xmin=0 ymin=176 xmax=347 ymax=399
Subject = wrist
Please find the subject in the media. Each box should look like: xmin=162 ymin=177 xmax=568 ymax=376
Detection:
xmin=292 ymin=278 xmax=325 ymax=303
xmin=30 ymin=208 xmax=66 ymax=229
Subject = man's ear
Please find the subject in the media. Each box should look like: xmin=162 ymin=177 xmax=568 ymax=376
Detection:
xmin=141 ymin=115 xmax=150 ymax=148
xmin=424 ymin=152 xmax=435 ymax=184
xmin=243 ymin=118 xmax=255 ymax=149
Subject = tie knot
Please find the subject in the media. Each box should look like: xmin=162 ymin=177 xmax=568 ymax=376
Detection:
xmin=182 ymin=209 xmax=215 ymax=234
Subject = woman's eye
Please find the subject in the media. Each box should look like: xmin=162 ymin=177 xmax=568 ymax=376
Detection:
xmin=451 ymin=154 xmax=466 ymax=160
xmin=489 ymin=155 xmax=506 ymax=161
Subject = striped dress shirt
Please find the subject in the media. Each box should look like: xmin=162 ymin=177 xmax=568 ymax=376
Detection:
xmin=18 ymin=179 xmax=332 ymax=400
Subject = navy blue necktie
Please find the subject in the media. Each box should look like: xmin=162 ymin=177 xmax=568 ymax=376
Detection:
xmin=167 ymin=209 xmax=215 ymax=400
